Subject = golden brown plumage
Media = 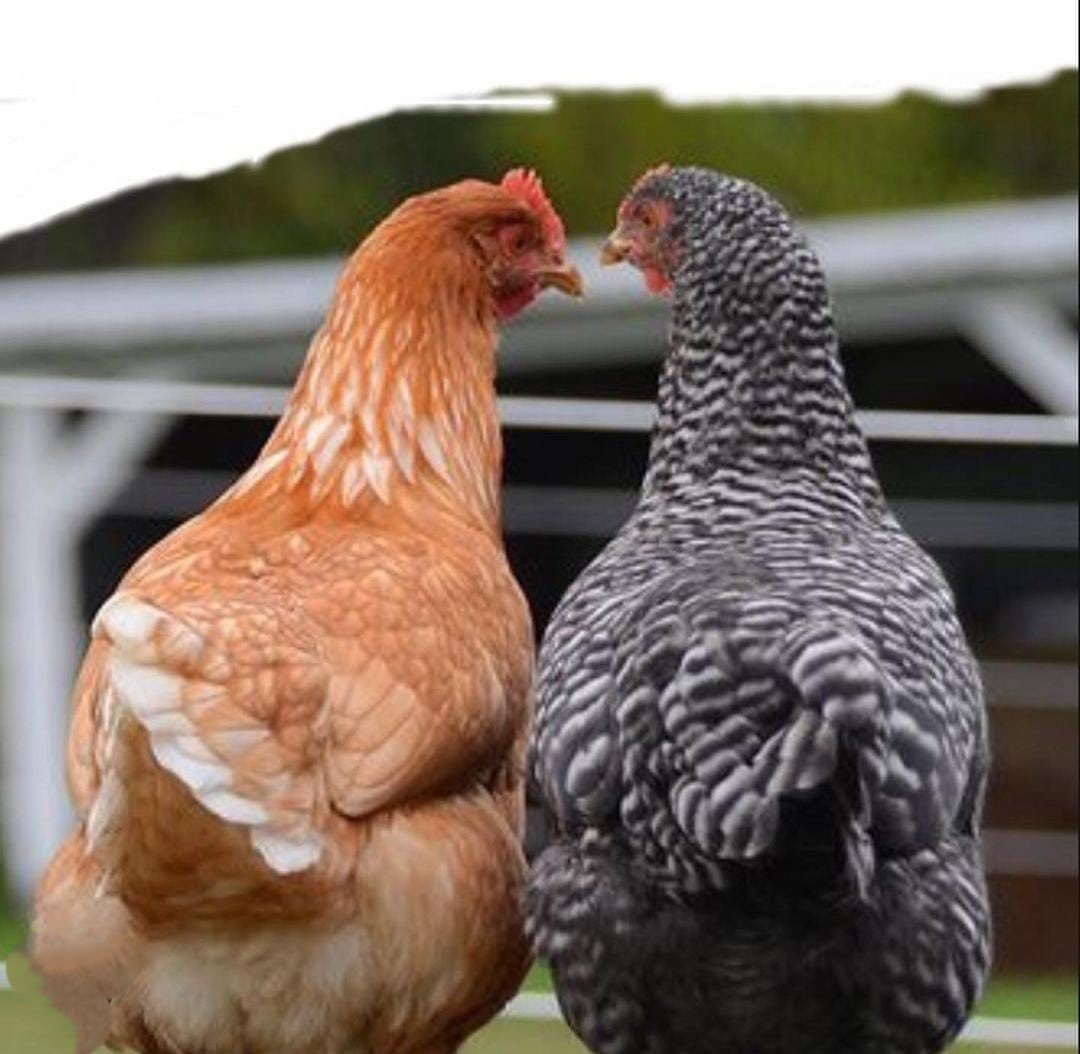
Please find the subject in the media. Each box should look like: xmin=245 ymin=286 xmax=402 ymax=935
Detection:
xmin=31 ymin=172 xmax=582 ymax=1054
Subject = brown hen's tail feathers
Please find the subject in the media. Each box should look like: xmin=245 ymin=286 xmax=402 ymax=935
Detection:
xmin=31 ymin=832 xmax=141 ymax=1054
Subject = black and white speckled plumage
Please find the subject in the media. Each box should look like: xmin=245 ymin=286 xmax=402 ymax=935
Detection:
xmin=527 ymin=168 xmax=991 ymax=1054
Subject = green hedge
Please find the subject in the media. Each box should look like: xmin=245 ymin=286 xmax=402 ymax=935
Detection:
xmin=1 ymin=72 xmax=1075 ymax=273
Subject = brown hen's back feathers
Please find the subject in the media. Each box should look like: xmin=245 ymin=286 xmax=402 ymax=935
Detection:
xmin=33 ymin=176 xmax=550 ymax=1054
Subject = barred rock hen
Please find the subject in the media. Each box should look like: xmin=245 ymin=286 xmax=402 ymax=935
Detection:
xmin=31 ymin=170 xmax=582 ymax=1054
xmin=528 ymin=167 xmax=990 ymax=1054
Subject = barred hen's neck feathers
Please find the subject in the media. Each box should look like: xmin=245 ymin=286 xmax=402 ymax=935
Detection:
xmin=225 ymin=192 xmax=503 ymax=531
xmin=640 ymin=169 xmax=884 ymax=517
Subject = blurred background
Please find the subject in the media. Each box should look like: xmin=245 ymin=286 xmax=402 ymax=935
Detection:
xmin=0 ymin=73 xmax=1076 ymax=1049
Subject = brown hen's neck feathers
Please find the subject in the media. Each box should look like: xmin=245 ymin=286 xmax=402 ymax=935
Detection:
xmin=227 ymin=210 xmax=503 ymax=532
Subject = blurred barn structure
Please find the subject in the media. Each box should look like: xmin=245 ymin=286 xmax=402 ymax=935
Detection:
xmin=0 ymin=196 xmax=1076 ymax=983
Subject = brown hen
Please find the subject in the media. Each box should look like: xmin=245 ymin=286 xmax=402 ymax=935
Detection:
xmin=31 ymin=171 xmax=582 ymax=1054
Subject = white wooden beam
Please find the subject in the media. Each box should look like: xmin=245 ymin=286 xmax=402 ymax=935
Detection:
xmin=959 ymin=292 xmax=1079 ymax=414
xmin=0 ymin=410 xmax=79 ymax=899
xmin=0 ymin=405 xmax=167 ymax=901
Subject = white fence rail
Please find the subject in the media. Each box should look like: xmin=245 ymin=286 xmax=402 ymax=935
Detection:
xmin=503 ymin=992 xmax=1079 ymax=1049
xmin=0 ymin=373 xmax=1077 ymax=445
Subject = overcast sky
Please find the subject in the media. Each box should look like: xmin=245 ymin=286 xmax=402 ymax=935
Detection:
xmin=1 ymin=0 xmax=1077 ymax=239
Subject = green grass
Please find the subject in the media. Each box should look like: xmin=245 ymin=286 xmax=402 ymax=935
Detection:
xmin=977 ymin=975 xmax=1078 ymax=1022
xmin=0 ymin=988 xmax=1066 ymax=1054
xmin=1 ymin=951 xmax=1074 ymax=1054
xmin=0 ymin=915 xmax=26 ymax=963
xmin=2 ymin=910 xmax=1075 ymax=1054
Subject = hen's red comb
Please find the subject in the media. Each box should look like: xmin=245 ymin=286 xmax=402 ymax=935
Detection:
xmin=501 ymin=168 xmax=566 ymax=250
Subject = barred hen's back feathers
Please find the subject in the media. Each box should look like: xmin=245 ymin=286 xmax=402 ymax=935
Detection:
xmin=529 ymin=168 xmax=990 ymax=1054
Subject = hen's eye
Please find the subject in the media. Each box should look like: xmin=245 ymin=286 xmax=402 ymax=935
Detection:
xmin=500 ymin=226 xmax=533 ymax=256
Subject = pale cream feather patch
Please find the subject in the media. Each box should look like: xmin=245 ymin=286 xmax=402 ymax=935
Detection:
xmin=93 ymin=593 xmax=323 ymax=876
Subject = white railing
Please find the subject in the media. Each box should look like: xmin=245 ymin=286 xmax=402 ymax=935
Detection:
xmin=0 ymin=373 xmax=1077 ymax=444
xmin=502 ymin=992 xmax=1078 ymax=1049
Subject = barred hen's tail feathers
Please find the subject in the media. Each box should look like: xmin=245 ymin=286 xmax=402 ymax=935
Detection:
xmin=690 ymin=618 xmax=890 ymax=865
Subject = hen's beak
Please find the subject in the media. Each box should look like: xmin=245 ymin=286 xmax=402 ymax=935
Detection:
xmin=538 ymin=261 xmax=585 ymax=298
xmin=600 ymin=230 xmax=633 ymax=266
